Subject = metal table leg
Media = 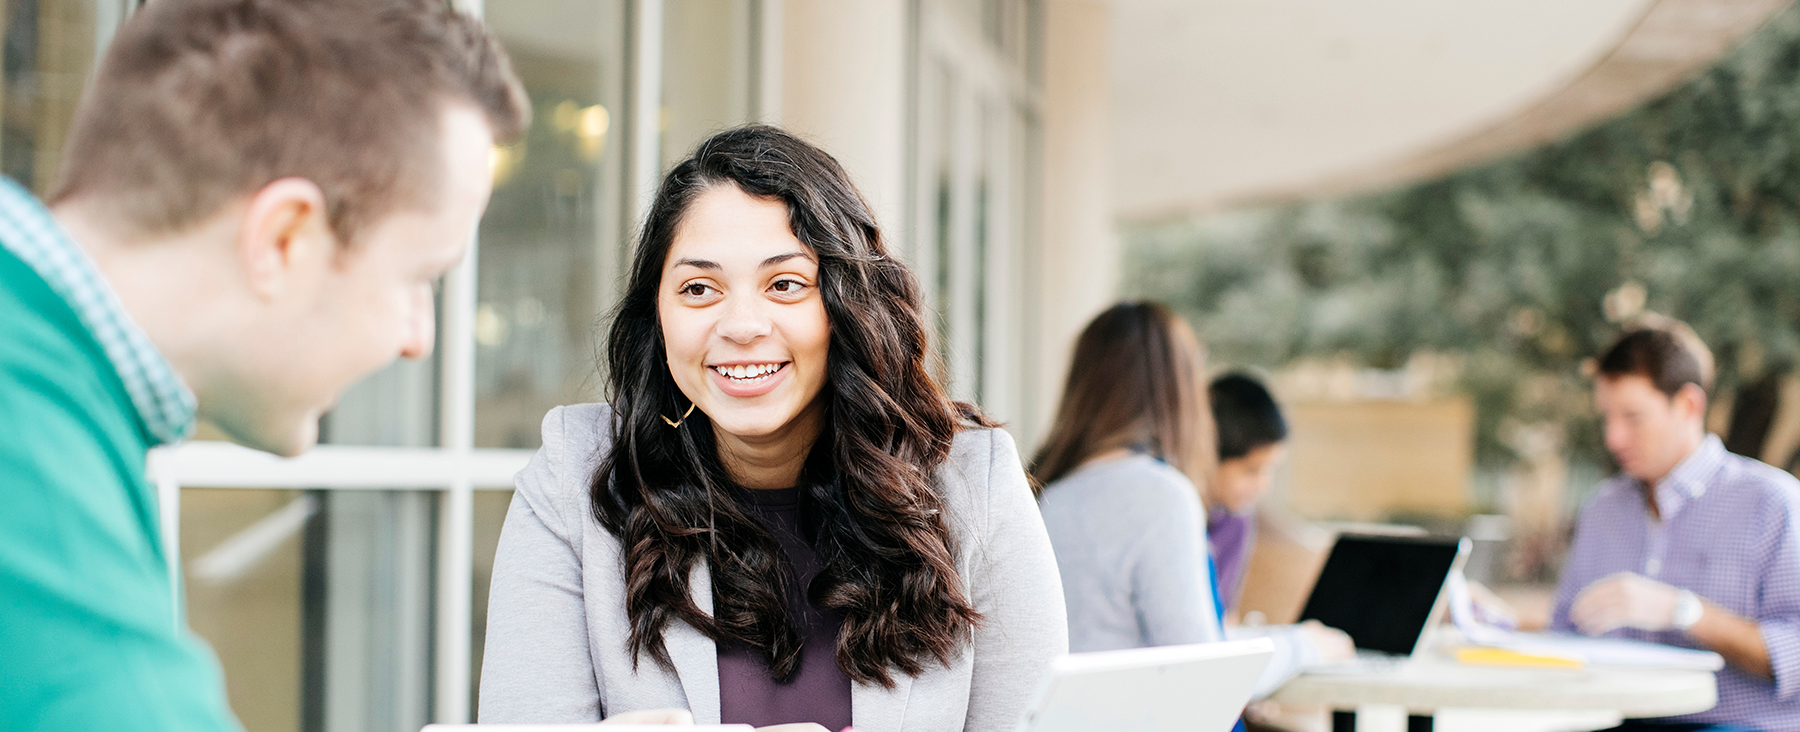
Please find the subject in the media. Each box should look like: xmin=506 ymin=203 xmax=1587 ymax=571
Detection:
xmin=1328 ymin=709 xmax=1433 ymax=732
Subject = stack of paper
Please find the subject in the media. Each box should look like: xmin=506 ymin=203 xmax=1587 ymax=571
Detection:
xmin=1475 ymin=633 xmax=1724 ymax=671
xmin=1444 ymin=571 xmax=1723 ymax=671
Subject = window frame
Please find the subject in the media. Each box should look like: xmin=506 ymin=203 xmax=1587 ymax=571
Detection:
xmin=910 ymin=0 xmax=1041 ymax=428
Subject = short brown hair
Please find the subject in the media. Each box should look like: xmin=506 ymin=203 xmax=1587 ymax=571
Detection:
xmin=1597 ymin=322 xmax=1715 ymax=397
xmin=50 ymin=0 xmax=528 ymax=245
xmin=1031 ymin=301 xmax=1216 ymax=494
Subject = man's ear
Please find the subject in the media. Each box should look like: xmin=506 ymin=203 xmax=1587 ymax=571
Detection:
xmin=1675 ymin=382 xmax=1708 ymax=423
xmin=239 ymin=177 xmax=334 ymax=299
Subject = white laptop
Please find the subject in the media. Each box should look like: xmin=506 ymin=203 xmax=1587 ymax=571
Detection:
xmin=1016 ymin=639 xmax=1274 ymax=732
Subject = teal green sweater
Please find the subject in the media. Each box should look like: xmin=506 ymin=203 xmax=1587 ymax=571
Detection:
xmin=0 ymin=245 xmax=238 ymax=730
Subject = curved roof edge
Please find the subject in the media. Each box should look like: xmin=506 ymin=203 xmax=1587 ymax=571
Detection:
xmin=1129 ymin=0 xmax=1791 ymax=221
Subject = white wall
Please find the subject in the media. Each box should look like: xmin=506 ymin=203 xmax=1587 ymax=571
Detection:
xmin=778 ymin=0 xmax=911 ymax=252
xmin=1032 ymin=0 xmax=1118 ymax=445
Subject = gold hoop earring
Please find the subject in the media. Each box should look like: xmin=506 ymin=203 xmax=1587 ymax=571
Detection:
xmin=661 ymin=403 xmax=697 ymax=428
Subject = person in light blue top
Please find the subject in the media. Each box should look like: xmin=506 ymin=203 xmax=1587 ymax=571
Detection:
xmin=1031 ymin=302 xmax=1353 ymax=708
xmin=0 ymin=1 xmax=528 ymax=729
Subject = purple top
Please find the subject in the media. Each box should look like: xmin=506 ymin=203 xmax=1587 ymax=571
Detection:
xmin=716 ymin=485 xmax=854 ymax=731
xmin=1207 ymin=507 xmax=1256 ymax=612
xmin=1552 ymin=435 xmax=1800 ymax=728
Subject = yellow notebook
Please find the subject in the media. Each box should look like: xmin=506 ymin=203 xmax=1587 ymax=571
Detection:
xmin=1453 ymin=646 xmax=1586 ymax=669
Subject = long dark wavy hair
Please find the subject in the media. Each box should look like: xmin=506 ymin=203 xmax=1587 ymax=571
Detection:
xmin=590 ymin=125 xmax=987 ymax=687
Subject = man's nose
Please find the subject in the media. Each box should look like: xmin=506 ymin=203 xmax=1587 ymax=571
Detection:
xmin=1603 ymin=420 xmax=1630 ymax=453
xmin=400 ymin=290 xmax=437 ymax=360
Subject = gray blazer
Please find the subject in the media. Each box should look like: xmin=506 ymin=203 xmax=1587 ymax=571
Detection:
xmin=478 ymin=403 xmax=1068 ymax=732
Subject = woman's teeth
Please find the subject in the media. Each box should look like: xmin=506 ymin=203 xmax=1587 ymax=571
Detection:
xmin=713 ymin=363 xmax=783 ymax=382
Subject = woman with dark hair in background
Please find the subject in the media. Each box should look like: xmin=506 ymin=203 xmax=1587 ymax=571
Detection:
xmin=1032 ymin=303 xmax=1350 ymax=707
xmin=476 ymin=125 xmax=1066 ymax=732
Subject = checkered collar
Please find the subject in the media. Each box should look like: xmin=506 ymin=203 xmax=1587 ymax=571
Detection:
xmin=1645 ymin=434 xmax=1727 ymax=523
xmin=0 ymin=177 xmax=196 ymax=445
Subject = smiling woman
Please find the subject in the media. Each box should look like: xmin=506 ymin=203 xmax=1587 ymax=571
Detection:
xmin=656 ymin=185 xmax=832 ymax=468
xmin=477 ymin=125 xmax=1067 ymax=732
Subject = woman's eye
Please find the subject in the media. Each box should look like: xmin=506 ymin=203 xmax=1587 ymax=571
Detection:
xmin=681 ymin=283 xmax=710 ymax=297
xmin=772 ymin=279 xmax=805 ymax=294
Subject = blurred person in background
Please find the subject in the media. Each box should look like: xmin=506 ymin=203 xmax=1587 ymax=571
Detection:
xmin=0 ymin=0 xmax=529 ymax=729
xmin=1555 ymin=324 xmax=1800 ymax=732
xmin=1032 ymin=303 xmax=1351 ymax=712
xmin=1206 ymin=372 xmax=1352 ymax=647
xmin=1206 ymin=372 xmax=1291 ymax=613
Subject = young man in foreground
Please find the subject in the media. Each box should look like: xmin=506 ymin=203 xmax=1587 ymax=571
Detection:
xmin=0 ymin=0 xmax=527 ymax=728
xmin=1554 ymin=325 xmax=1800 ymax=731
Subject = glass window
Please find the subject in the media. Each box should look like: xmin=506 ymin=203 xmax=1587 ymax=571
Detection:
xmin=942 ymin=0 xmax=1031 ymax=63
xmin=312 ymin=490 xmax=437 ymax=732
xmin=469 ymin=488 xmax=514 ymax=718
xmin=0 ymin=0 xmax=127 ymax=194
xmin=477 ymin=0 xmax=630 ymax=450
xmin=920 ymin=59 xmax=958 ymax=389
xmin=182 ymin=488 xmax=308 ymax=732
xmin=913 ymin=0 xmax=1040 ymax=422
xmin=183 ymin=487 xmax=444 ymax=732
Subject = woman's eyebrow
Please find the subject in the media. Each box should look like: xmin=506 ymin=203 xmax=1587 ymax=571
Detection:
xmin=672 ymin=258 xmax=721 ymax=271
xmin=760 ymin=252 xmax=812 ymax=269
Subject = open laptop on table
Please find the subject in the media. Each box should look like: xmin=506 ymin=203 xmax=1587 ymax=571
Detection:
xmin=1297 ymin=533 xmax=1471 ymax=671
xmin=1016 ymin=638 xmax=1273 ymax=732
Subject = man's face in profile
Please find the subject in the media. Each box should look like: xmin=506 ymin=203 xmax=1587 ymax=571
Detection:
xmin=214 ymin=104 xmax=496 ymax=456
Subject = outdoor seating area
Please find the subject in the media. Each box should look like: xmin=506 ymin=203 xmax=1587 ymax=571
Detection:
xmin=6 ymin=2 xmax=1800 ymax=732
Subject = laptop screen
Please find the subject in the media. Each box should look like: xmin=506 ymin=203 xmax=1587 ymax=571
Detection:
xmin=1296 ymin=534 xmax=1465 ymax=656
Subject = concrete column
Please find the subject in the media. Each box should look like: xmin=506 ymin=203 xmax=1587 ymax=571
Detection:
xmin=1032 ymin=0 xmax=1116 ymax=443
xmin=777 ymin=0 xmax=909 ymax=246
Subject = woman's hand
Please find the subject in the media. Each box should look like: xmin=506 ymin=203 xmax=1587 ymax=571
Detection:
xmin=601 ymin=708 xmax=696 ymax=724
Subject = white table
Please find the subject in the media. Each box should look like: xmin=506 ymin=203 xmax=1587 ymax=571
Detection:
xmin=1269 ymin=657 xmax=1717 ymax=732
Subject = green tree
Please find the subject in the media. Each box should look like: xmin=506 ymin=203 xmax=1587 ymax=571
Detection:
xmin=1126 ymin=2 xmax=1800 ymax=487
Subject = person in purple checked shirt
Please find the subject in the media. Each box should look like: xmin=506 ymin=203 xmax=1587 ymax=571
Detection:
xmin=1553 ymin=323 xmax=1800 ymax=732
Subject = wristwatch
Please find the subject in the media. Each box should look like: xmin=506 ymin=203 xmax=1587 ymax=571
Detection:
xmin=1673 ymin=589 xmax=1704 ymax=631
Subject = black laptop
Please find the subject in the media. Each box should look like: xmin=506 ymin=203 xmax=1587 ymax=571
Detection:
xmin=1297 ymin=533 xmax=1471 ymax=661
